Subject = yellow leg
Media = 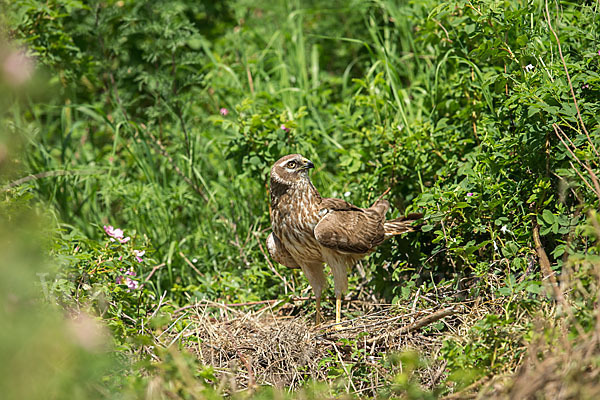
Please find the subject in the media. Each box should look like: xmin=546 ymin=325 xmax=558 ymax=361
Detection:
xmin=315 ymin=296 xmax=322 ymax=325
xmin=334 ymin=295 xmax=342 ymax=330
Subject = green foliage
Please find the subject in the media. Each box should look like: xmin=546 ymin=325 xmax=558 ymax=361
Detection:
xmin=49 ymin=225 xmax=154 ymax=341
xmin=6 ymin=0 xmax=599 ymax=302
xmin=2 ymin=0 xmax=600 ymax=397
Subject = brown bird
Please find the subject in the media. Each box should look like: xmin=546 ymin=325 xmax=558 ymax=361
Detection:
xmin=267 ymin=154 xmax=422 ymax=325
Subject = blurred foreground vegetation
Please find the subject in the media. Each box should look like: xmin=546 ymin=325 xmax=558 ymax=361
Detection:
xmin=1 ymin=0 xmax=600 ymax=398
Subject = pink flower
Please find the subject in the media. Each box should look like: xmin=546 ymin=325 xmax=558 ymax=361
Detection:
xmin=67 ymin=313 xmax=107 ymax=351
xmin=220 ymin=108 xmax=229 ymax=116
xmin=467 ymin=192 xmax=474 ymax=197
xmin=103 ymin=225 xmax=118 ymax=237
xmin=133 ymin=250 xmax=145 ymax=263
xmin=116 ymin=273 xmax=139 ymax=291
xmin=598 ymin=50 xmax=600 ymax=56
xmin=3 ymin=49 xmax=34 ymax=86
xmin=103 ymin=225 xmax=130 ymax=243
xmin=125 ymin=277 xmax=139 ymax=291
xmin=280 ymin=124 xmax=290 ymax=133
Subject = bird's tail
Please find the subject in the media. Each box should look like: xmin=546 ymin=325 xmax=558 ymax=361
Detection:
xmin=384 ymin=213 xmax=423 ymax=236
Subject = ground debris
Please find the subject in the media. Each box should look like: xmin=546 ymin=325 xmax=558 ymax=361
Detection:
xmin=191 ymin=312 xmax=324 ymax=387
xmin=174 ymin=298 xmax=464 ymax=393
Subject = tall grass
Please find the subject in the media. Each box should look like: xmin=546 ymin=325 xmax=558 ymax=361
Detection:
xmin=2 ymin=0 xmax=600 ymax=396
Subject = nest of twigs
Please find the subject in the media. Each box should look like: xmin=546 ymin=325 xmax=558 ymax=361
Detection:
xmin=172 ymin=294 xmax=477 ymax=395
xmin=167 ymin=285 xmax=600 ymax=399
xmin=189 ymin=312 xmax=323 ymax=388
xmin=162 ymin=252 xmax=600 ymax=399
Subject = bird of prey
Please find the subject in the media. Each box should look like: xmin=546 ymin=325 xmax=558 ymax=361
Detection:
xmin=267 ymin=154 xmax=422 ymax=326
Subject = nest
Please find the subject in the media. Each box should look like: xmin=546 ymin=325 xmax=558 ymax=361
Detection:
xmin=172 ymin=297 xmax=468 ymax=394
xmin=161 ymin=257 xmax=600 ymax=398
xmin=190 ymin=311 xmax=324 ymax=388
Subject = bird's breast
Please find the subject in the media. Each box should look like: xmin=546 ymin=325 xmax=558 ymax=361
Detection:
xmin=271 ymin=186 xmax=323 ymax=262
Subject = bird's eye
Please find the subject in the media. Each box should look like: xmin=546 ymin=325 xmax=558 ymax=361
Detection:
xmin=286 ymin=161 xmax=297 ymax=169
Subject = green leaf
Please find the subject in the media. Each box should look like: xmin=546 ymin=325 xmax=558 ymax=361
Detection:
xmin=542 ymin=209 xmax=555 ymax=224
xmin=421 ymin=224 xmax=434 ymax=232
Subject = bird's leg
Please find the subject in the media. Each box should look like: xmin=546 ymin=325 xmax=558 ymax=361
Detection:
xmin=301 ymin=263 xmax=326 ymax=326
xmin=315 ymin=295 xmax=322 ymax=325
xmin=329 ymin=261 xmax=348 ymax=331
xmin=334 ymin=293 xmax=342 ymax=330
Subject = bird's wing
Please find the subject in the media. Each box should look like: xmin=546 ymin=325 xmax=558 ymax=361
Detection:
xmin=314 ymin=198 xmax=386 ymax=254
xmin=267 ymin=232 xmax=300 ymax=269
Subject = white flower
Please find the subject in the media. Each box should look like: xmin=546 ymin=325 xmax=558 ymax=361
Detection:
xmin=525 ymin=64 xmax=534 ymax=72
xmin=125 ymin=277 xmax=139 ymax=291
xmin=344 ymin=191 xmax=351 ymax=197
xmin=133 ymin=249 xmax=145 ymax=263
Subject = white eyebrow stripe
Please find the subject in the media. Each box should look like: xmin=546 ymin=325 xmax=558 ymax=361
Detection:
xmin=279 ymin=159 xmax=295 ymax=167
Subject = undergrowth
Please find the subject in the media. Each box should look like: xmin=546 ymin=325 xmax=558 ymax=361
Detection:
xmin=1 ymin=0 xmax=600 ymax=398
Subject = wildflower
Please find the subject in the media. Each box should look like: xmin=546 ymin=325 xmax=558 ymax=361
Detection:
xmin=125 ymin=277 xmax=139 ymax=291
xmin=192 ymin=258 xmax=198 ymax=263
xmin=103 ymin=225 xmax=130 ymax=243
xmin=524 ymin=64 xmax=534 ymax=72
xmin=219 ymin=108 xmax=229 ymax=116
xmin=67 ymin=314 xmax=108 ymax=351
xmin=467 ymin=192 xmax=474 ymax=197
xmin=344 ymin=191 xmax=351 ymax=197
xmin=133 ymin=249 xmax=145 ymax=263
xmin=116 ymin=271 xmax=139 ymax=292
xmin=103 ymin=225 xmax=119 ymax=237
xmin=3 ymin=49 xmax=34 ymax=87
xmin=280 ymin=124 xmax=290 ymax=133
xmin=583 ymin=84 xmax=590 ymax=89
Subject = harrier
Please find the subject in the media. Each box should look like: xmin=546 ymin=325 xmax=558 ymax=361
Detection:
xmin=267 ymin=154 xmax=422 ymax=325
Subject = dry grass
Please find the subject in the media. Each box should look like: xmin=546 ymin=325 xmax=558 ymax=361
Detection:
xmin=165 ymin=291 xmax=500 ymax=397
xmin=160 ymin=215 xmax=600 ymax=399
xmin=162 ymin=258 xmax=600 ymax=399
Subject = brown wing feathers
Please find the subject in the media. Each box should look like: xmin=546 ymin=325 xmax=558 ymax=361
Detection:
xmin=314 ymin=197 xmax=422 ymax=253
xmin=314 ymin=198 xmax=389 ymax=254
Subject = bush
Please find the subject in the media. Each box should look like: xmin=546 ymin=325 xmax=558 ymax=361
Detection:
xmin=2 ymin=0 xmax=600 ymax=397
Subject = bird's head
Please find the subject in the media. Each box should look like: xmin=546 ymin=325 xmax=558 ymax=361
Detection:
xmin=270 ymin=154 xmax=314 ymax=186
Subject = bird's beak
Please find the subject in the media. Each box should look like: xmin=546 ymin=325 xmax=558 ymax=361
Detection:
xmin=302 ymin=158 xmax=314 ymax=170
